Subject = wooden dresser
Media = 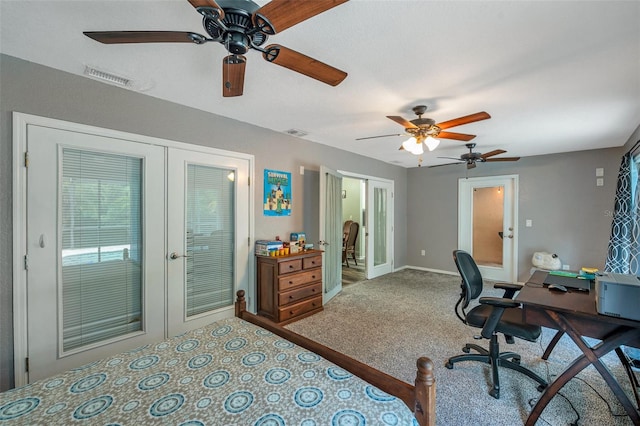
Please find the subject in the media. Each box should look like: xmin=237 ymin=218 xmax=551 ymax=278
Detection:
xmin=256 ymin=250 xmax=323 ymax=325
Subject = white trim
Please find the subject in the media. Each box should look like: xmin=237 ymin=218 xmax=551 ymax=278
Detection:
xmin=12 ymin=113 xmax=29 ymax=386
xmin=402 ymin=265 xmax=460 ymax=276
xmin=12 ymin=112 xmax=255 ymax=387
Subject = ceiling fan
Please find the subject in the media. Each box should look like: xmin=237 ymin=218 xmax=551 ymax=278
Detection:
xmin=356 ymin=105 xmax=491 ymax=155
xmin=83 ymin=0 xmax=349 ymax=97
xmin=430 ymin=143 xmax=520 ymax=169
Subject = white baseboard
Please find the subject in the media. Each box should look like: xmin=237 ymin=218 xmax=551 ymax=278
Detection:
xmin=394 ymin=265 xmax=459 ymax=276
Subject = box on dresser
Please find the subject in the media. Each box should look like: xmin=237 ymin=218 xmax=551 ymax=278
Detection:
xmin=256 ymin=249 xmax=323 ymax=324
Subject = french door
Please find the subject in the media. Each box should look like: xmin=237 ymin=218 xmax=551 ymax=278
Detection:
xmin=166 ymin=148 xmax=250 ymax=336
xmin=25 ymin=125 xmax=166 ymax=381
xmin=366 ymin=179 xmax=394 ymax=279
xmin=14 ymin=114 xmax=252 ymax=385
xmin=319 ymin=165 xmax=343 ymax=303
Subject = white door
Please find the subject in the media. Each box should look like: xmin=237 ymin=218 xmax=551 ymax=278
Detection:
xmin=166 ymin=148 xmax=250 ymax=336
xmin=319 ymin=165 xmax=343 ymax=303
xmin=458 ymin=175 xmax=518 ymax=282
xmin=366 ymin=179 xmax=394 ymax=279
xmin=25 ymin=125 xmax=166 ymax=381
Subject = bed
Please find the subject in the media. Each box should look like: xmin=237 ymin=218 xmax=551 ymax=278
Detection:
xmin=0 ymin=291 xmax=435 ymax=425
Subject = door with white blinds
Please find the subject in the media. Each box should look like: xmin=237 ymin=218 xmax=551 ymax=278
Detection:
xmin=366 ymin=179 xmax=394 ymax=279
xmin=166 ymin=148 xmax=250 ymax=336
xmin=25 ymin=125 xmax=166 ymax=381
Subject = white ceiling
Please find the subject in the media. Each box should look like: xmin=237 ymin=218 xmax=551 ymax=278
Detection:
xmin=2 ymin=0 xmax=639 ymax=168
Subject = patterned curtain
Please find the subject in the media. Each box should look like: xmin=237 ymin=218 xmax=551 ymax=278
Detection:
xmin=604 ymin=153 xmax=640 ymax=273
xmin=604 ymin=151 xmax=640 ymax=362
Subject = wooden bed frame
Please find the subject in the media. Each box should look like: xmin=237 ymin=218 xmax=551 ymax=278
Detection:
xmin=235 ymin=290 xmax=435 ymax=426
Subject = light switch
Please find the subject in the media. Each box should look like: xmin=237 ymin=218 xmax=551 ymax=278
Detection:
xmin=595 ymin=168 xmax=604 ymax=177
xmin=596 ymin=178 xmax=604 ymax=187
xmin=299 ymin=166 xmax=305 ymax=175
xmin=525 ymin=219 xmax=532 ymax=227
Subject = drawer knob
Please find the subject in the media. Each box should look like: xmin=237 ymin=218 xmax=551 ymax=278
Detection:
xmin=289 ymin=295 xmax=294 ymax=299
xmin=289 ymin=265 xmax=294 ymax=269
xmin=311 ymin=275 xmax=316 ymax=279
xmin=289 ymin=281 xmax=293 ymax=284
xmin=290 ymin=311 xmax=294 ymax=315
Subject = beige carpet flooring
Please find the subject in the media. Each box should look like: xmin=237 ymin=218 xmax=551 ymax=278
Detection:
xmin=286 ymin=269 xmax=636 ymax=426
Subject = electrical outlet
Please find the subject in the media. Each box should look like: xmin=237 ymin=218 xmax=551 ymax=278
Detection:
xmin=562 ymin=264 xmax=570 ymax=270
xmin=421 ymin=249 xmax=426 ymax=256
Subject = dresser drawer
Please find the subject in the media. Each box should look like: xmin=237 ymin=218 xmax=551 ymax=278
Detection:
xmin=278 ymin=295 xmax=322 ymax=322
xmin=279 ymin=282 xmax=322 ymax=305
xmin=303 ymin=255 xmax=322 ymax=270
xmin=278 ymin=270 xmax=321 ymax=291
xmin=278 ymin=259 xmax=303 ymax=275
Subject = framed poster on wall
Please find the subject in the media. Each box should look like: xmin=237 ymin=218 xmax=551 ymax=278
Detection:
xmin=264 ymin=169 xmax=291 ymax=216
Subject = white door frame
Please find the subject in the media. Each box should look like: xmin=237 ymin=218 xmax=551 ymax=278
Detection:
xmin=458 ymin=175 xmax=518 ymax=282
xmin=12 ymin=112 xmax=255 ymax=387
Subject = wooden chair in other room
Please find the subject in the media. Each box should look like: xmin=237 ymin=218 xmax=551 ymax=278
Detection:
xmin=342 ymin=221 xmax=359 ymax=267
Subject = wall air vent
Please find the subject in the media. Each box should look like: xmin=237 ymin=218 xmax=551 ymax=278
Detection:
xmin=84 ymin=66 xmax=131 ymax=87
xmin=284 ymin=129 xmax=308 ymax=138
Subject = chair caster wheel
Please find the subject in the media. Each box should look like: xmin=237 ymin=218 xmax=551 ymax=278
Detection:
xmin=512 ymin=357 xmax=521 ymax=365
xmin=537 ymin=384 xmax=547 ymax=392
xmin=445 ymin=362 xmax=453 ymax=369
xmin=462 ymin=347 xmax=470 ymax=353
xmin=489 ymin=389 xmax=500 ymax=399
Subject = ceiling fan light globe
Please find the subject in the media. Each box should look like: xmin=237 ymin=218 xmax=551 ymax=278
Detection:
xmin=401 ymin=137 xmax=416 ymax=150
xmin=424 ymin=136 xmax=440 ymax=151
xmin=402 ymin=137 xmax=423 ymax=155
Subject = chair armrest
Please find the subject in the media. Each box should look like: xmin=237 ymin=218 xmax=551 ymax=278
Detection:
xmin=478 ymin=297 xmax=521 ymax=339
xmin=479 ymin=296 xmax=520 ymax=309
xmin=494 ymin=282 xmax=523 ymax=299
xmin=494 ymin=282 xmax=522 ymax=291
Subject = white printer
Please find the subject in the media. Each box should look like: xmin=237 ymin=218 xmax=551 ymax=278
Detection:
xmin=595 ymin=272 xmax=640 ymax=321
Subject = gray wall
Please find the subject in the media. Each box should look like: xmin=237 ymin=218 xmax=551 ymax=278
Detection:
xmin=407 ymin=147 xmax=625 ymax=280
xmin=0 ymin=54 xmax=408 ymax=390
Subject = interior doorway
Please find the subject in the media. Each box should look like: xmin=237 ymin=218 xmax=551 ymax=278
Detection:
xmin=458 ymin=175 xmax=518 ymax=282
xmin=341 ymin=177 xmax=365 ymax=285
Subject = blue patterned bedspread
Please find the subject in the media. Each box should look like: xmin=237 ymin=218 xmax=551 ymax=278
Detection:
xmin=0 ymin=317 xmax=416 ymax=425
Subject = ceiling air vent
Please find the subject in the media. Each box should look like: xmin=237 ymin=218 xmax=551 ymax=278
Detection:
xmin=284 ymin=129 xmax=308 ymax=138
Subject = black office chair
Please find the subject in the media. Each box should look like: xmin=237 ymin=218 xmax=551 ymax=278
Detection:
xmin=445 ymin=250 xmax=547 ymax=399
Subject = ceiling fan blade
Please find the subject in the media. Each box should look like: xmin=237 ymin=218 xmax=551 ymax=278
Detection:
xmin=437 ymin=131 xmax=476 ymax=141
xmin=187 ymin=0 xmax=225 ymax=19
xmin=386 ymin=116 xmax=419 ymax=129
xmin=437 ymin=156 xmax=464 ymax=161
xmin=485 ymin=157 xmax=521 ymax=162
xmin=83 ymin=31 xmax=206 ymax=44
xmin=262 ymin=44 xmax=347 ymax=86
xmin=428 ymin=162 xmax=463 ymax=168
xmin=222 ymin=55 xmax=246 ymax=97
xmin=253 ymin=0 xmax=348 ymax=35
xmin=480 ymin=149 xmax=506 ymax=159
xmin=355 ymin=133 xmax=403 ymax=141
xmin=436 ymin=111 xmax=491 ymax=130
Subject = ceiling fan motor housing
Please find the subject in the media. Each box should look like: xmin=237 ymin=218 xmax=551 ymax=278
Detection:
xmin=203 ymin=1 xmax=268 ymax=54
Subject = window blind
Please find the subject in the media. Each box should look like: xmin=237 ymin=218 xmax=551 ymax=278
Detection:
xmin=61 ymin=148 xmax=143 ymax=351
xmin=185 ymin=165 xmax=235 ymax=317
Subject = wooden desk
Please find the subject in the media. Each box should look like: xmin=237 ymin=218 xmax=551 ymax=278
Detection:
xmin=517 ymin=270 xmax=640 ymax=425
